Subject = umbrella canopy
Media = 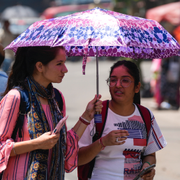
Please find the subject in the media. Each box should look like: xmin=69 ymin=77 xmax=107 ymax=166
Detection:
xmin=6 ymin=7 xmax=180 ymax=61
xmin=146 ymin=2 xmax=180 ymax=26
xmin=1 ymin=5 xmax=39 ymax=20
xmin=5 ymin=7 xmax=180 ymax=122
xmin=6 ymin=7 xmax=180 ymax=76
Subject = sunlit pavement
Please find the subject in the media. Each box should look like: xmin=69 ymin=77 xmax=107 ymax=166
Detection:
xmin=53 ymin=60 xmax=180 ymax=180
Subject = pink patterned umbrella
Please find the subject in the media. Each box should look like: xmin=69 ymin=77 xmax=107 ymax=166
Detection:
xmin=6 ymin=7 xmax=180 ymax=122
xmin=6 ymin=7 xmax=180 ymax=73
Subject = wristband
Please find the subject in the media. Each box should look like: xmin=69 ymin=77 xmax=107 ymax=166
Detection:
xmin=99 ymin=137 xmax=105 ymax=150
xmin=79 ymin=116 xmax=90 ymax=125
xmin=144 ymin=161 xmax=151 ymax=166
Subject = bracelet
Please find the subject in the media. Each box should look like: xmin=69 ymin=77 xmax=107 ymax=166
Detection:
xmin=144 ymin=161 xmax=151 ymax=166
xmin=79 ymin=116 xmax=90 ymax=125
xmin=99 ymin=137 xmax=105 ymax=150
xmin=13 ymin=142 xmax=17 ymax=155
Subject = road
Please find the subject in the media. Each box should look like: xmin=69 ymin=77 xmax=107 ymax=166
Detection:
xmin=53 ymin=60 xmax=180 ymax=180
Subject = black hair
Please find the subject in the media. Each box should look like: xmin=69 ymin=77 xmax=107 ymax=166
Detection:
xmin=0 ymin=54 xmax=5 ymax=67
xmin=109 ymin=60 xmax=141 ymax=104
xmin=3 ymin=46 xmax=64 ymax=96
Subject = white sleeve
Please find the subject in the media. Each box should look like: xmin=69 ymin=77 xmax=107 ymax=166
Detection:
xmin=78 ymin=119 xmax=95 ymax=148
xmin=143 ymin=110 xmax=167 ymax=155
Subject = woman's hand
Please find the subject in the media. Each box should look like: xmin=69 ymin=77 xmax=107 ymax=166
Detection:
xmin=141 ymin=163 xmax=156 ymax=180
xmin=82 ymin=94 xmax=103 ymax=121
xmin=72 ymin=95 xmax=102 ymax=138
xmin=102 ymin=130 xmax=129 ymax=146
xmin=10 ymin=132 xmax=60 ymax=156
xmin=34 ymin=132 xmax=60 ymax=150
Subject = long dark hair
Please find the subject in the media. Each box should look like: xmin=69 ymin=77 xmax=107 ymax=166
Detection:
xmin=109 ymin=60 xmax=141 ymax=104
xmin=3 ymin=46 xmax=63 ymax=96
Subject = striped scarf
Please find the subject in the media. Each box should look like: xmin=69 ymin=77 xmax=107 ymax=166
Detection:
xmin=24 ymin=77 xmax=66 ymax=180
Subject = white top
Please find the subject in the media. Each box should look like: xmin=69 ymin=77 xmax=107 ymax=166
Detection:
xmin=79 ymin=104 xmax=167 ymax=180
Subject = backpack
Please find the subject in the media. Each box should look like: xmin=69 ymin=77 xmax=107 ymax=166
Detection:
xmin=78 ymin=100 xmax=151 ymax=180
xmin=0 ymin=87 xmax=63 ymax=179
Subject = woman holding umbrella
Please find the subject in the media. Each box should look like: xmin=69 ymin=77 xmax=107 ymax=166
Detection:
xmin=78 ymin=60 xmax=167 ymax=180
xmin=0 ymin=46 xmax=102 ymax=180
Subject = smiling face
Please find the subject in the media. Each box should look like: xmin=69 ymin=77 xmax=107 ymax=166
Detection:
xmin=34 ymin=48 xmax=68 ymax=87
xmin=109 ymin=65 xmax=140 ymax=105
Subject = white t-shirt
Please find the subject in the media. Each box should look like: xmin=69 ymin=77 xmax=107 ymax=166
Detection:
xmin=79 ymin=104 xmax=167 ymax=180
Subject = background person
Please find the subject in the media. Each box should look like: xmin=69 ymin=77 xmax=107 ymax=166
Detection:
xmin=0 ymin=20 xmax=15 ymax=74
xmin=150 ymin=58 xmax=162 ymax=110
xmin=78 ymin=60 xmax=167 ymax=180
xmin=0 ymin=43 xmax=8 ymax=99
xmin=159 ymin=56 xmax=180 ymax=110
xmin=0 ymin=46 xmax=102 ymax=180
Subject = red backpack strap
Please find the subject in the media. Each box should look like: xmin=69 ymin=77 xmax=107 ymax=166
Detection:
xmin=93 ymin=100 xmax=109 ymax=141
xmin=136 ymin=104 xmax=151 ymax=139
xmin=78 ymin=100 xmax=109 ymax=180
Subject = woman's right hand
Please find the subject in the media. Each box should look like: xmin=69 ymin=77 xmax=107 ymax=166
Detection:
xmin=34 ymin=132 xmax=60 ymax=150
xmin=102 ymin=130 xmax=129 ymax=146
xmin=82 ymin=94 xmax=103 ymax=121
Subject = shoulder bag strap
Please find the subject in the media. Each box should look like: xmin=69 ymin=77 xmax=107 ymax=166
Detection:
xmin=88 ymin=100 xmax=109 ymax=178
xmin=11 ymin=88 xmax=30 ymax=140
xmin=136 ymin=104 xmax=151 ymax=140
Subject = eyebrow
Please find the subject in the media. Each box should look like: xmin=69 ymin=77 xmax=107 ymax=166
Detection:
xmin=110 ymin=75 xmax=131 ymax=78
xmin=57 ymin=60 xmax=65 ymax=63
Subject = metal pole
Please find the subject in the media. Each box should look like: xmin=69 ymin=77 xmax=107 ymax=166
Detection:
xmin=96 ymin=46 xmax=99 ymax=97
xmin=94 ymin=46 xmax=102 ymax=123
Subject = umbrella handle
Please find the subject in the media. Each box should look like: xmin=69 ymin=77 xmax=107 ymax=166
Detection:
xmin=94 ymin=47 xmax=102 ymax=123
xmin=94 ymin=112 xmax=102 ymax=123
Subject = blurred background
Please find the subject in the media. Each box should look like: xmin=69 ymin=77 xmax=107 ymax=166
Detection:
xmin=0 ymin=1 xmax=180 ymax=179
xmin=0 ymin=0 xmax=179 ymax=39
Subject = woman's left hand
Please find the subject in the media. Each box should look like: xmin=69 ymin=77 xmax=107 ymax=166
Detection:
xmin=141 ymin=163 xmax=155 ymax=180
xmin=82 ymin=94 xmax=102 ymax=120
